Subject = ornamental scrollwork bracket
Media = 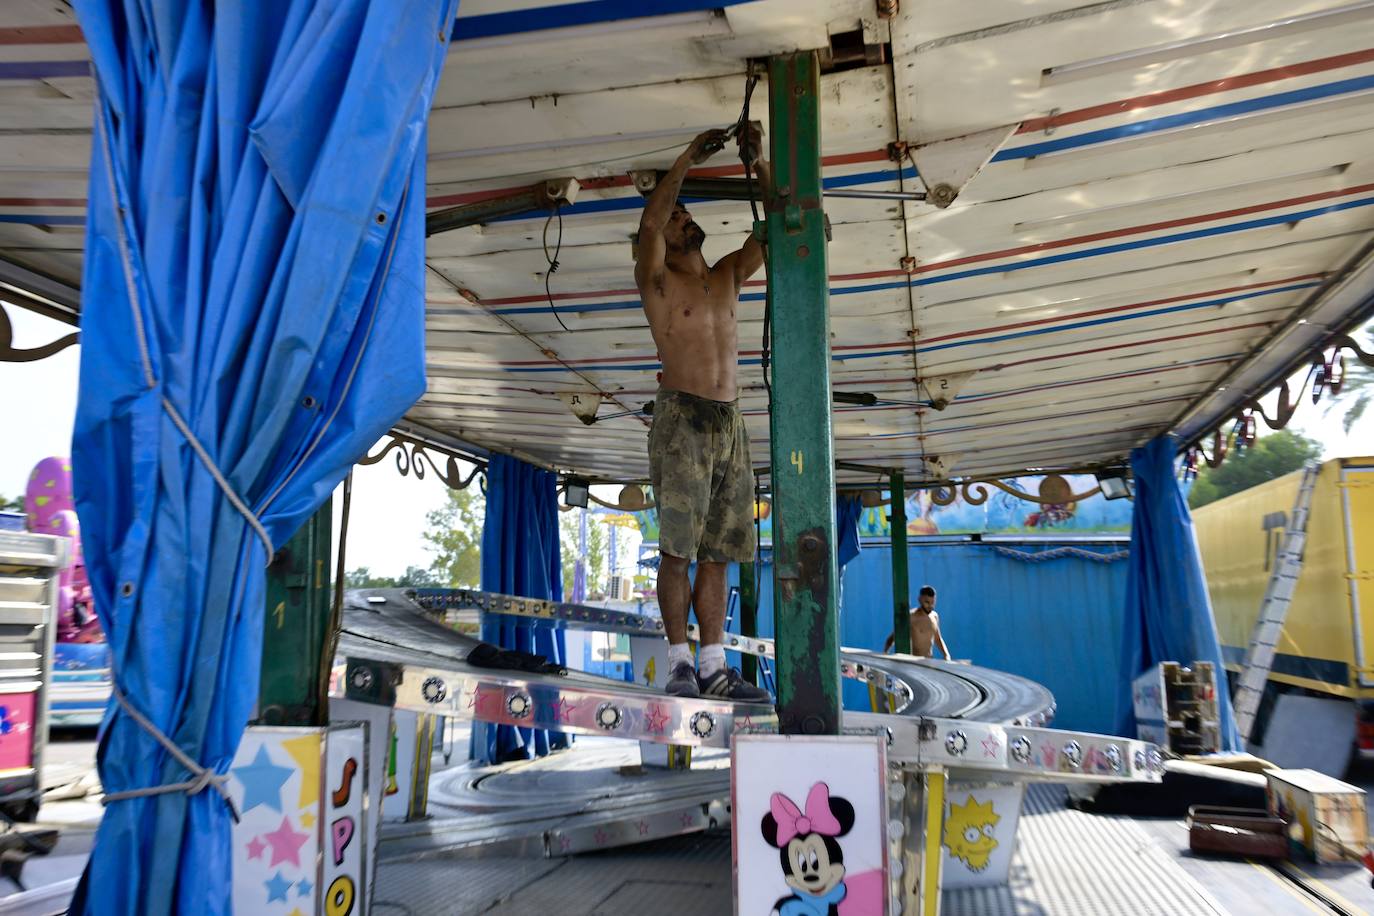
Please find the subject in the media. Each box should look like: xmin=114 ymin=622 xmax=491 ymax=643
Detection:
xmin=0 ymin=301 xmax=79 ymax=363
xmin=929 ymin=473 xmax=1101 ymax=507
xmin=359 ymin=434 xmax=484 ymax=491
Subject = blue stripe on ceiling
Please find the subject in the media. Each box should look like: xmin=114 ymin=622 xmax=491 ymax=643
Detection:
xmin=452 ymin=0 xmax=751 ymax=42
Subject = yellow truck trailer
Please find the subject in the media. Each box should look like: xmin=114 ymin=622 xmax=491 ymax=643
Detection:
xmin=1194 ymin=457 xmax=1374 ymax=759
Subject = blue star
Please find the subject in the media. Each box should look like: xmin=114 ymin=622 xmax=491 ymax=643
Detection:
xmin=297 ymin=877 xmax=313 ymax=897
xmin=264 ymin=871 xmax=293 ymax=903
xmin=231 ymin=746 xmax=294 ymax=814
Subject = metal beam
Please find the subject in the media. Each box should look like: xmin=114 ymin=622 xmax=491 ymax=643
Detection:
xmin=0 ymin=256 xmax=81 ymax=325
xmin=739 ymin=561 xmax=758 ymax=684
xmin=766 ymin=51 xmax=841 ymax=736
xmin=257 ymin=501 xmax=334 ymax=726
xmin=890 ymin=471 xmax=911 ymax=655
xmin=425 ymin=178 xmax=577 ymax=237
xmin=642 ymin=172 xmax=926 ymax=203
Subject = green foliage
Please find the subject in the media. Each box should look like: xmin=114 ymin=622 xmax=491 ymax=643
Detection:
xmin=424 ymin=488 xmax=485 ymax=588
xmin=559 ymin=509 xmax=608 ymax=597
xmin=0 ymin=494 xmax=22 ymax=513
xmin=344 ymin=565 xmax=444 ymax=589
xmin=1323 ymin=326 xmax=1373 ymax=434
xmin=1188 ymin=428 xmax=1322 ymax=509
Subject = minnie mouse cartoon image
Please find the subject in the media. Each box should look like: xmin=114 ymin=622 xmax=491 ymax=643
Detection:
xmin=761 ymin=782 xmax=855 ymax=916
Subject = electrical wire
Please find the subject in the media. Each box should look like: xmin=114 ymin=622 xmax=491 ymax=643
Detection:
xmin=543 ymin=201 xmax=571 ymax=333
xmin=735 ymin=72 xmax=772 ymax=404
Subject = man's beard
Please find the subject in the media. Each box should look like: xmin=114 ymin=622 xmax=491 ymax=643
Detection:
xmin=684 ymin=223 xmax=706 ymax=250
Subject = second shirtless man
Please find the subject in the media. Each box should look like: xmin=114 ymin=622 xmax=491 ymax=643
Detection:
xmin=636 ymin=125 xmax=771 ymax=702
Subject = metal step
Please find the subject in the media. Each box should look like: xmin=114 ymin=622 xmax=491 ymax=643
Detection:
xmin=1233 ymin=461 xmax=1321 ymax=742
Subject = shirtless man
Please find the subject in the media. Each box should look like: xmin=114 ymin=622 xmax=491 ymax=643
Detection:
xmin=637 ymin=125 xmax=771 ymax=702
xmin=884 ymin=586 xmax=952 ymax=659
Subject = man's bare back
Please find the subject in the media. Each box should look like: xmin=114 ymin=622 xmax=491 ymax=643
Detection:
xmin=635 ymin=127 xmax=768 ymax=402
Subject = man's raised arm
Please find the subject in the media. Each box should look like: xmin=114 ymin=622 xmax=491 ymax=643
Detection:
xmin=636 ymin=129 xmax=728 ymax=287
xmin=720 ymin=121 xmax=771 ymax=288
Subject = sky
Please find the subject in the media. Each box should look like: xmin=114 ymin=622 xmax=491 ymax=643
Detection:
xmin=2 ymin=303 xmax=1371 ymax=577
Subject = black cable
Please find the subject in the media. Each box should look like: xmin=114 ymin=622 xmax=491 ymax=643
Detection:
xmin=736 ymin=72 xmax=773 ymax=404
xmin=543 ymin=202 xmax=571 ymax=333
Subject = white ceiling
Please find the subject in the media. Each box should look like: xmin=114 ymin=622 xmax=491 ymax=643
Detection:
xmin=4 ymin=0 xmax=1374 ymax=483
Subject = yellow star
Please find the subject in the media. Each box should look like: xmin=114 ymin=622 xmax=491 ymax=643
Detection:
xmin=288 ymin=909 xmax=306 ymax=916
xmin=300 ymin=812 xmax=316 ymax=827
xmin=281 ymin=733 xmax=322 ymax=811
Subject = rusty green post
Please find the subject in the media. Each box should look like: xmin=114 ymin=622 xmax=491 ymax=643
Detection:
xmin=765 ymin=51 xmax=841 ymax=734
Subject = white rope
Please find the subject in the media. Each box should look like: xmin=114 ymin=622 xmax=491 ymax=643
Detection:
xmin=94 ymin=88 xmax=274 ymax=560
xmin=100 ymin=682 xmax=239 ymax=822
xmin=991 ymin=545 xmax=1129 ymax=563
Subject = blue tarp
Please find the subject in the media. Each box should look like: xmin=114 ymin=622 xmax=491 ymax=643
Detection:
xmin=837 ymin=493 xmax=863 ymax=568
xmin=474 ymin=454 xmax=571 ymax=763
xmin=1117 ymin=435 xmax=1240 ymax=750
xmin=69 ymin=2 xmax=454 ymax=912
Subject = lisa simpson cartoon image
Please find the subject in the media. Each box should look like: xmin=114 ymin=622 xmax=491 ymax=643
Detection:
xmin=944 ymin=795 xmax=1000 ymax=872
xmin=762 ymin=782 xmax=856 ymax=916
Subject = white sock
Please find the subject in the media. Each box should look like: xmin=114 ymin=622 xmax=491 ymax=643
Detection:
xmin=698 ymin=643 xmax=726 ymax=679
xmin=668 ymin=643 xmax=694 ymax=671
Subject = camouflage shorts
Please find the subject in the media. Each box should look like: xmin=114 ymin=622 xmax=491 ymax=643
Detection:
xmin=648 ymin=389 xmax=757 ymax=563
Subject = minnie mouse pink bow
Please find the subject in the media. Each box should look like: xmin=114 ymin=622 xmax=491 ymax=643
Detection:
xmin=771 ymin=782 xmax=842 ymax=844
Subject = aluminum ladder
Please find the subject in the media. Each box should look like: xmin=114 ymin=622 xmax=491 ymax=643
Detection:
xmin=1232 ymin=460 xmax=1322 ymax=744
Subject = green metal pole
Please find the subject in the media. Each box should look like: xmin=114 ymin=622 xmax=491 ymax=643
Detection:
xmin=890 ymin=472 xmax=911 ymax=655
xmin=739 ymin=562 xmax=758 ymax=683
xmin=765 ymin=51 xmax=841 ymax=735
xmin=258 ymin=500 xmax=334 ymax=726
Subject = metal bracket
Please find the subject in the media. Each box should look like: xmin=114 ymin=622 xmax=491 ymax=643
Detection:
xmin=908 ymin=124 xmax=1019 ymax=208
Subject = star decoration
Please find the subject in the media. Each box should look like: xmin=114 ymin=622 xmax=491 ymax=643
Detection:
xmin=246 ymin=836 xmax=266 ymax=860
xmin=297 ymin=877 xmax=313 ymax=898
xmin=679 ymin=812 xmax=694 ymax=828
xmin=263 ymin=816 xmax=310 ymax=868
xmin=467 ymin=689 xmax=499 ymax=718
xmin=636 ymin=820 xmax=650 ymax=836
xmin=1040 ymin=743 xmax=1057 ymax=767
xmin=594 ymin=828 xmax=609 ymax=846
xmin=299 ymin=813 xmax=316 ymax=828
xmin=643 ymin=705 xmax=670 ymax=734
xmin=264 ymin=871 xmax=293 ymax=903
xmin=14 ymin=723 xmax=28 ymax=734
xmin=552 ymin=698 xmax=578 ymax=724
xmin=558 ymin=835 xmax=572 ymax=852
xmin=288 ymin=910 xmax=306 ymax=916
xmin=0 ymin=708 xmax=13 ymax=736
xmin=281 ymin=735 xmax=322 ymax=810
xmin=232 ymin=746 xmax=294 ymax=815
xmin=981 ymin=736 xmax=1000 ymax=758
xmin=733 ymin=714 xmax=755 ymax=733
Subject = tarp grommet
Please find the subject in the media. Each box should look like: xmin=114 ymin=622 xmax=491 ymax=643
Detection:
xmin=120 ymin=582 xmax=133 ymax=597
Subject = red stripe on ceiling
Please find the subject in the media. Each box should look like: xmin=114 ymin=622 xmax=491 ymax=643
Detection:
xmin=917 ymin=273 xmax=1321 ymax=345
xmin=986 ymin=320 xmax=1274 ymax=371
xmin=0 ymin=25 xmax=83 ymax=45
xmin=908 ymin=184 xmax=1374 ymax=277
xmin=1019 ymin=46 xmax=1374 ymax=134
xmin=0 ymin=197 xmax=84 ymax=208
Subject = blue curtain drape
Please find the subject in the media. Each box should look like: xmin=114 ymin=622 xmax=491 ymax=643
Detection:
xmin=837 ymin=493 xmax=864 ymax=569
xmin=473 ymin=454 xmax=571 ymax=763
xmin=1117 ymin=435 xmax=1240 ymax=750
xmin=69 ymin=2 xmax=455 ymax=912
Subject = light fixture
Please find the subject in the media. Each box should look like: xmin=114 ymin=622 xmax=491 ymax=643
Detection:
xmin=565 ymin=477 xmax=590 ymax=508
xmin=1095 ymin=468 xmax=1133 ymax=501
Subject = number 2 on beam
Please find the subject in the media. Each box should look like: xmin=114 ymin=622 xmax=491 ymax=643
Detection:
xmin=791 ymin=450 xmax=804 ymax=475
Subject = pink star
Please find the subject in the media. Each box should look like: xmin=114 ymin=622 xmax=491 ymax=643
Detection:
xmin=559 ymin=835 xmax=572 ymax=852
xmin=263 ymin=817 xmax=309 ymax=868
xmin=981 ymin=736 xmax=1000 ymax=758
xmin=1040 ymin=743 xmax=1057 ymax=768
xmin=467 ymin=689 xmax=498 ymax=718
xmin=644 ymin=705 xmax=670 ymax=734
xmin=636 ymin=820 xmax=650 ymax=836
xmin=553 ymin=698 xmax=578 ymax=724
xmin=679 ymin=812 xmax=694 ymax=828
xmin=734 ymin=715 xmax=754 ymax=733
xmin=246 ymin=836 xmax=266 ymax=860
xmin=594 ymin=829 xmax=609 ymax=846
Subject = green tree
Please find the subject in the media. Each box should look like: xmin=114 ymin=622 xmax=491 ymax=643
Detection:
xmin=0 ymin=494 xmax=22 ymax=513
xmin=345 ymin=567 xmax=398 ymax=589
xmin=559 ymin=509 xmax=608 ymax=597
xmin=1323 ymin=327 xmax=1374 ymax=433
xmin=1188 ymin=428 xmax=1322 ymax=509
xmin=424 ymin=488 xmax=485 ymax=588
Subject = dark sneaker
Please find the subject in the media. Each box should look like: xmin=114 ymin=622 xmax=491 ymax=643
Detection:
xmin=665 ymin=661 xmax=701 ymax=698
xmin=699 ymin=667 xmax=771 ymax=703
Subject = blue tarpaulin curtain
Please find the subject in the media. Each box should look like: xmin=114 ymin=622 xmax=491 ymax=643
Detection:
xmin=837 ymin=493 xmax=863 ymax=568
xmin=474 ymin=454 xmax=571 ymax=763
xmin=69 ymin=2 xmax=455 ymax=912
xmin=1117 ymin=435 xmax=1240 ymax=750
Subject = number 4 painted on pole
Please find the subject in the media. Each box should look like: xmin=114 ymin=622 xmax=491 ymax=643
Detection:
xmin=791 ymin=450 xmax=804 ymax=475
